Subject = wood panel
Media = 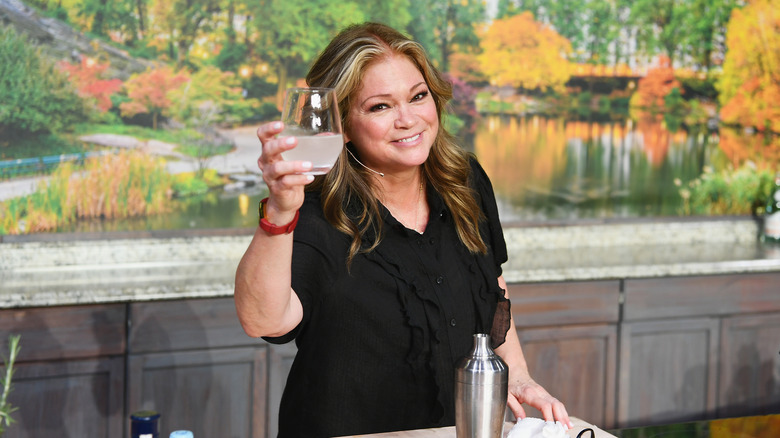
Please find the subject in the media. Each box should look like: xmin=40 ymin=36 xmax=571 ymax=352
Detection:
xmin=0 ymin=304 xmax=126 ymax=362
xmin=515 ymin=324 xmax=617 ymax=429
xmin=507 ymin=280 xmax=620 ymax=328
xmin=127 ymin=347 xmax=268 ymax=438
xmin=718 ymin=312 xmax=780 ymax=418
xmin=617 ymin=318 xmax=720 ymax=428
xmin=4 ymin=357 xmax=124 ymax=438
xmin=623 ymin=273 xmax=780 ymax=321
xmin=128 ymin=297 xmax=251 ymax=353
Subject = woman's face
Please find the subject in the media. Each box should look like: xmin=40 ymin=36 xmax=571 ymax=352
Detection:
xmin=345 ymin=54 xmax=439 ymax=176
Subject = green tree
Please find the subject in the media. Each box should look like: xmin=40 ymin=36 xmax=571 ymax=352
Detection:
xmin=584 ymin=0 xmax=618 ymax=65
xmin=629 ymin=0 xmax=691 ymax=66
xmin=0 ymin=27 xmax=88 ymax=139
xmin=59 ymin=0 xmax=139 ymax=45
xmin=361 ymin=0 xmax=412 ymax=32
xmin=407 ymin=0 xmax=485 ymax=71
xmin=245 ymin=0 xmax=364 ymax=107
xmin=685 ymin=0 xmax=740 ymax=72
xmin=147 ymin=0 xmax=222 ymax=67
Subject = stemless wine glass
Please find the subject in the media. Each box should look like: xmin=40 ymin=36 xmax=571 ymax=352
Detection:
xmin=279 ymin=87 xmax=343 ymax=175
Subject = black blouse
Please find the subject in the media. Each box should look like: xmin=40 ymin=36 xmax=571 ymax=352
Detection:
xmin=264 ymin=158 xmax=509 ymax=437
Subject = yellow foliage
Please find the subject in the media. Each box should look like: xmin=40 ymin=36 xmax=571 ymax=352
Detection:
xmin=478 ymin=12 xmax=573 ymax=91
xmin=718 ymin=0 xmax=780 ymax=133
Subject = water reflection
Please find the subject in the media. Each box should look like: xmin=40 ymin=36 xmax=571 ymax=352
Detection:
xmin=474 ymin=114 xmax=726 ymax=222
xmin=56 ymin=185 xmax=269 ymax=233
xmin=51 ymin=115 xmax=763 ymax=232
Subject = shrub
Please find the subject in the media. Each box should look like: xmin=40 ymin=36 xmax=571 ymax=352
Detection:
xmin=0 ymin=27 xmax=88 ymax=137
xmin=678 ymin=163 xmax=776 ymax=216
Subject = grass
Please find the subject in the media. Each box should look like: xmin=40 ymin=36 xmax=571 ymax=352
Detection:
xmin=0 ymin=150 xmax=173 ymax=234
xmin=0 ymin=334 xmax=20 ymax=435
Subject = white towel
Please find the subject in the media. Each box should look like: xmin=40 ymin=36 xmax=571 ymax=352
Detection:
xmin=506 ymin=417 xmax=568 ymax=438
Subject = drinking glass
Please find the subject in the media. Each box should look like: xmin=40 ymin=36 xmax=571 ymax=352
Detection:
xmin=279 ymin=87 xmax=343 ymax=175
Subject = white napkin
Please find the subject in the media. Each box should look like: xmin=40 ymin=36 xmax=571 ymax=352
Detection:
xmin=506 ymin=417 xmax=568 ymax=438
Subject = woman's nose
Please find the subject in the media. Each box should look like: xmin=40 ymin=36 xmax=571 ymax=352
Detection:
xmin=394 ymin=104 xmax=415 ymax=129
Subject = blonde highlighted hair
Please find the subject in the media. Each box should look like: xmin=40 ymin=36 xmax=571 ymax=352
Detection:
xmin=306 ymin=22 xmax=487 ymax=264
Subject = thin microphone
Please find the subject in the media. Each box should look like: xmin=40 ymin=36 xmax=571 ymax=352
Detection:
xmin=347 ymin=147 xmax=384 ymax=177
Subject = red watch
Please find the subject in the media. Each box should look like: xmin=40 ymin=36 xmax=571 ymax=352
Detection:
xmin=258 ymin=197 xmax=299 ymax=235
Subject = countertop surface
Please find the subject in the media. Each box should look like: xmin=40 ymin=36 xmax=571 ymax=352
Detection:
xmin=338 ymin=417 xmax=615 ymax=437
xmin=2 ymin=218 xmax=780 ymax=309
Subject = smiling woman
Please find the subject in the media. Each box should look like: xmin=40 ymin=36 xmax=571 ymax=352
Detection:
xmin=233 ymin=22 xmax=572 ymax=437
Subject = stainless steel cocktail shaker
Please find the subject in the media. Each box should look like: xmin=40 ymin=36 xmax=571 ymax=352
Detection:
xmin=455 ymin=333 xmax=508 ymax=438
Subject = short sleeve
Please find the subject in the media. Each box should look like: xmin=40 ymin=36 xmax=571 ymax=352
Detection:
xmin=469 ymin=157 xmax=508 ymax=273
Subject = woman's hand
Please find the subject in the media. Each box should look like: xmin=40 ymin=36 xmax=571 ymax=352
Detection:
xmin=256 ymin=121 xmax=314 ymax=223
xmin=507 ymin=374 xmax=572 ymax=429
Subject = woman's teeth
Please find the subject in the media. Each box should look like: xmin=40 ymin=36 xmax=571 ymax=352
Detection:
xmin=397 ymin=134 xmax=420 ymax=143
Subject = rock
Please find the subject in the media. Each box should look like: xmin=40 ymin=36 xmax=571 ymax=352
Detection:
xmin=0 ymin=0 xmax=152 ymax=79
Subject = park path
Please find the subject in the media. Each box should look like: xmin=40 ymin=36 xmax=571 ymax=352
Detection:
xmin=0 ymin=125 xmax=263 ymax=202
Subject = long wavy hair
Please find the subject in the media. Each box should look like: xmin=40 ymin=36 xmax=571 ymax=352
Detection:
xmin=306 ymin=22 xmax=487 ymax=265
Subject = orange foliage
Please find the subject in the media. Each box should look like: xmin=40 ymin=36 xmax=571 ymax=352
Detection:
xmin=719 ymin=127 xmax=780 ymax=168
xmin=631 ymin=56 xmax=682 ymax=111
xmin=720 ymin=77 xmax=780 ymax=133
xmin=718 ymin=0 xmax=780 ymax=133
xmin=478 ymin=12 xmax=572 ymax=91
xmin=58 ymin=57 xmax=122 ymax=112
xmin=120 ymin=66 xmax=190 ymax=129
xmin=448 ymin=52 xmax=487 ymax=83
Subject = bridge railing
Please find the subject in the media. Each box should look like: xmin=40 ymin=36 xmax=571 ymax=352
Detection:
xmin=0 ymin=151 xmax=113 ymax=179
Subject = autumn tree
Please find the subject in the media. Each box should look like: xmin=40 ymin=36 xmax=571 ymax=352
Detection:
xmin=120 ymin=66 xmax=190 ymax=129
xmin=718 ymin=0 xmax=780 ymax=133
xmin=58 ymin=58 xmax=122 ymax=112
xmin=478 ymin=12 xmax=572 ymax=92
xmin=169 ymin=65 xmax=257 ymax=126
xmin=629 ymin=55 xmax=683 ymax=113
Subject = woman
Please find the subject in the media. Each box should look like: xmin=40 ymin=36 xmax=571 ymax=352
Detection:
xmin=234 ymin=22 xmax=571 ymax=437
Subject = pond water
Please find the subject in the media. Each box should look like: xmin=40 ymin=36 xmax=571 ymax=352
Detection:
xmin=57 ymin=114 xmax=746 ymax=233
xmin=475 ymin=114 xmax=729 ymax=222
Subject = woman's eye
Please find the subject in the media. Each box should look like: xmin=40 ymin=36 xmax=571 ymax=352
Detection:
xmin=412 ymin=91 xmax=429 ymax=101
xmin=369 ymin=103 xmax=389 ymax=112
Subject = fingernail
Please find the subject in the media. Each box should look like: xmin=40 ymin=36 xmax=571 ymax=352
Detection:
xmin=302 ymin=161 xmax=312 ymax=169
xmin=305 ymin=175 xmax=314 ymax=182
xmin=285 ymin=137 xmax=295 ymax=145
xmin=273 ymin=122 xmax=282 ymax=130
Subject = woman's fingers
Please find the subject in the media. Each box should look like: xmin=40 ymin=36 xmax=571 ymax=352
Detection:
xmin=509 ymin=380 xmax=573 ymax=429
xmin=254 ymin=121 xmax=311 ymax=214
xmin=507 ymin=396 xmax=526 ymax=421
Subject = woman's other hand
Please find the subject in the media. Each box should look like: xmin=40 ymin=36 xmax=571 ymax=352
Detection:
xmin=507 ymin=375 xmax=572 ymax=430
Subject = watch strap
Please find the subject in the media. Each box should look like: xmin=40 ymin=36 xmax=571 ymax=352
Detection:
xmin=258 ymin=197 xmax=299 ymax=235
